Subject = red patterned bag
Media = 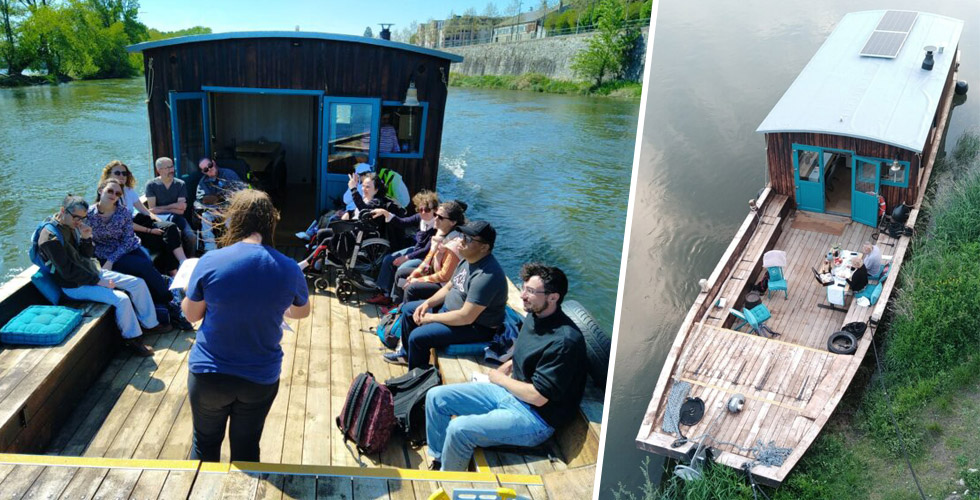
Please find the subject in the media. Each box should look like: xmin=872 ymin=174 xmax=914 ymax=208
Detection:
xmin=336 ymin=372 xmax=396 ymax=455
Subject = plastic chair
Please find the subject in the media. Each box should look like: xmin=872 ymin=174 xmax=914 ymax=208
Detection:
xmin=730 ymin=305 xmax=773 ymax=336
xmin=763 ymin=250 xmax=789 ymax=299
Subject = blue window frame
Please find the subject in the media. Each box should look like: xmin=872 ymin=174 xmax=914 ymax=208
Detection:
xmin=379 ymin=101 xmax=428 ymax=159
xmin=168 ymin=92 xmax=211 ymax=176
xmin=878 ymin=159 xmax=910 ymax=187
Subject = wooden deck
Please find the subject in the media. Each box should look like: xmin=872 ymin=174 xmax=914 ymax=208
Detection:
xmin=0 ymin=241 xmax=601 ymax=498
xmin=635 ymin=189 xmax=906 ymax=486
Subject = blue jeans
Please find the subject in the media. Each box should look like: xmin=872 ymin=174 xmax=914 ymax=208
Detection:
xmin=376 ymin=247 xmax=411 ymax=294
xmin=112 ymin=248 xmax=172 ymax=304
xmin=61 ymin=270 xmax=159 ymax=339
xmin=426 ymin=382 xmax=554 ymax=471
xmin=399 ymin=300 xmax=496 ymax=370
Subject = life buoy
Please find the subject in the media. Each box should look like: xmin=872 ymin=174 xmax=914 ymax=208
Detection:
xmin=878 ymin=195 xmax=886 ymax=218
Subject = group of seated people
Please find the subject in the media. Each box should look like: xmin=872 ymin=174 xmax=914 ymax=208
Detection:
xmin=294 ymin=166 xmax=590 ymax=472
xmin=815 ymin=241 xmax=883 ymax=303
xmin=31 ymin=156 xmax=247 ymax=357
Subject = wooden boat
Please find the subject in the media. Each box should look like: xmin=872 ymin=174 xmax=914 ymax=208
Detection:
xmin=635 ymin=11 xmax=964 ymax=486
xmin=0 ymin=32 xmax=604 ymax=498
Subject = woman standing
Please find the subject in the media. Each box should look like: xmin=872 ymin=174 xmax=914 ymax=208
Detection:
xmin=100 ymin=160 xmax=187 ymax=273
xmin=36 ymin=195 xmax=159 ymax=356
xmin=182 ymin=190 xmax=310 ymax=462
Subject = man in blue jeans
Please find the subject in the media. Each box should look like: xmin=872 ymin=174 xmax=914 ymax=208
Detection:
xmin=383 ymin=220 xmax=507 ymax=369
xmin=424 ymin=263 xmax=587 ymax=471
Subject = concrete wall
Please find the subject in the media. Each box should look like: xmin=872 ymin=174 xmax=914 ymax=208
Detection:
xmin=444 ymin=27 xmax=649 ymax=82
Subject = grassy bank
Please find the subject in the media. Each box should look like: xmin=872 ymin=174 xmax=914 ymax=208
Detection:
xmin=0 ymin=74 xmax=66 ymax=88
xmin=614 ymin=131 xmax=980 ymax=500
xmin=448 ymin=72 xmax=643 ymax=99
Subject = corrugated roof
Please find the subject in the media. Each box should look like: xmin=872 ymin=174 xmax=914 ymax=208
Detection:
xmin=126 ymin=31 xmax=463 ymax=63
xmin=756 ymin=11 xmax=962 ymax=153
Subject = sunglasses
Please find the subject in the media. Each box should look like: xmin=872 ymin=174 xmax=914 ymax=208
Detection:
xmin=111 ymin=170 xmax=129 ymax=177
xmin=417 ymin=206 xmax=433 ymax=213
xmin=105 ymin=189 xmax=123 ymax=197
xmin=462 ymin=234 xmax=486 ymax=245
xmin=434 ymin=213 xmax=450 ymax=221
xmin=200 ymin=163 xmax=214 ymax=172
xmin=69 ymin=213 xmax=87 ymax=221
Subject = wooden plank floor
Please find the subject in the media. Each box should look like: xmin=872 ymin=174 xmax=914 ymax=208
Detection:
xmin=11 ymin=242 xmax=598 ymax=499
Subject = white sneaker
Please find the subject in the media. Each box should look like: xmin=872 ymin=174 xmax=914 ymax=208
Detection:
xmin=295 ymin=231 xmax=311 ymax=241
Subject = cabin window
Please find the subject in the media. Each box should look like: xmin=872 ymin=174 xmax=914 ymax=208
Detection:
xmin=379 ymin=102 xmax=428 ymax=159
xmin=879 ymin=160 xmax=910 ymax=187
xmin=796 ymin=149 xmax=821 ymax=182
xmin=326 ymin=101 xmax=376 ymax=166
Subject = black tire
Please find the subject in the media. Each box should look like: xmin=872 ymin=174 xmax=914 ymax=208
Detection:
xmin=314 ymin=276 xmax=330 ymax=292
xmin=561 ymin=300 xmax=611 ymax=387
xmin=843 ymin=321 xmax=867 ymax=340
xmin=827 ymin=331 xmax=858 ymax=355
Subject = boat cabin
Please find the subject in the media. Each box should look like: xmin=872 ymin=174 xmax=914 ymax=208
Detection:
xmin=757 ymin=11 xmax=962 ymax=227
xmin=127 ymin=32 xmax=462 ymax=215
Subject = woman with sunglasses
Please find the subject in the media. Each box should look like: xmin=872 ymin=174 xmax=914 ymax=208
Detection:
xmin=181 ymin=189 xmax=310 ymax=462
xmin=365 ymin=190 xmax=440 ymax=306
xmin=99 ymin=160 xmax=187 ymax=274
xmin=390 ymin=200 xmax=467 ymax=307
xmin=88 ymin=178 xmax=191 ymax=330
xmin=36 ymin=194 xmax=160 ymax=356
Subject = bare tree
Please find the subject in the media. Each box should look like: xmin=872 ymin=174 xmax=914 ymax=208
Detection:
xmin=482 ymin=2 xmax=499 ymax=18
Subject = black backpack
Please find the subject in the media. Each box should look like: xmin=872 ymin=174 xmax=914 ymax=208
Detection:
xmin=385 ymin=367 xmax=441 ymax=445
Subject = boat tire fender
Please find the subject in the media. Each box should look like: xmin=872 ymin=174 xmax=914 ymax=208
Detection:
xmin=561 ymin=300 xmax=611 ymax=388
xmin=827 ymin=331 xmax=858 ymax=355
xmin=955 ymin=80 xmax=968 ymax=95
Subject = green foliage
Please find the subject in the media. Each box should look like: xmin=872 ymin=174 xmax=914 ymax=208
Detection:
xmin=571 ymin=0 xmax=641 ymax=87
xmin=773 ymin=434 xmax=869 ymax=500
xmin=962 ymin=467 xmax=980 ymax=491
xmin=448 ymin=71 xmax=641 ymax=99
xmin=1 ymin=0 xmax=151 ymax=82
xmin=612 ymin=457 xmax=754 ymax=500
xmin=146 ymin=26 xmax=211 ymax=41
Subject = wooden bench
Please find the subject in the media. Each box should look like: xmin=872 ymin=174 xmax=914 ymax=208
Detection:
xmin=0 ymin=268 xmax=120 ymax=453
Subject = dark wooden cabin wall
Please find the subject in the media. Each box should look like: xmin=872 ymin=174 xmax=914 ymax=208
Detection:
xmin=211 ymin=93 xmax=316 ymax=184
xmin=763 ymin=51 xmax=956 ymax=212
xmin=765 ymin=132 xmax=920 ymax=211
xmin=141 ymin=38 xmax=452 ymax=196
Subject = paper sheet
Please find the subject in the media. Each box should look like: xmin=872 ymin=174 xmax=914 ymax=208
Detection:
xmin=470 ymin=372 xmax=489 ymax=383
xmin=169 ymin=258 xmax=200 ymax=291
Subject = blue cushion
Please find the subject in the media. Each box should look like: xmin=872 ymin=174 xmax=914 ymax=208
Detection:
xmin=870 ymin=282 xmax=883 ymax=305
xmin=31 ymin=271 xmax=63 ymax=305
xmin=1 ymin=305 xmax=83 ymax=346
xmin=440 ymin=342 xmax=490 ymax=357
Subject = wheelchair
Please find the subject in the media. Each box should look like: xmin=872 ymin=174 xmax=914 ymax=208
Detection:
xmin=303 ymin=218 xmax=391 ymax=303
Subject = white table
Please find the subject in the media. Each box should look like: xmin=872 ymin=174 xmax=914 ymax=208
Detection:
xmin=825 ymin=250 xmax=861 ymax=307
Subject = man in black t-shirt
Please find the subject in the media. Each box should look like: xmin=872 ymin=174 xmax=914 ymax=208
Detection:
xmin=423 ymin=263 xmax=587 ymax=471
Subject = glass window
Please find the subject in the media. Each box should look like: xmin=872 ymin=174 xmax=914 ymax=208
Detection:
xmin=880 ymin=161 xmax=909 ymax=187
xmin=326 ymin=102 xmax=374 ymax=172
xmin=796 ymin=149 xmax=820 ymax=182
xmin=175 ymin=98 xmax=206 ymax=173
xmin=380 ymin=105 xmax=425 ymax=156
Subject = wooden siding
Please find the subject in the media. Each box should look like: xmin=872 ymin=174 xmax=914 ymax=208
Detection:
xmin=140 ymin=38 xmax=453 ymax=195
xmin=764 ymin=45 xmax=958 ymax=213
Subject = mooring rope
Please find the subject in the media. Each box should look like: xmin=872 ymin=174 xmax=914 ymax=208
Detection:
xmin=662 ymin=380 xmax=692 ymax=434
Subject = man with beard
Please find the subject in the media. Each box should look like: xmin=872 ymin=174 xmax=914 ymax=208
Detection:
xmin=384 ymin=220 xmax=507 ymax=370
xmin=422 ymin=263 xmax=587 ymax=472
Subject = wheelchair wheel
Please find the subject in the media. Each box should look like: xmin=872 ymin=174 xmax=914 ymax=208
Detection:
xmin=336 ymin=278 xmax=356 ymax=303
xmin=314 ymin=276 xmax=330 ymax=292
xmin=355 ymin=238 xmax=391 ymax=278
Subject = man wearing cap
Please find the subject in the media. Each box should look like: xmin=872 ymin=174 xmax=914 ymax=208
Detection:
xmin=384 ymin=220 xmax=508 ymax=370
xmin=195 ymin=158 xmax=244 ymax=252
xmin=423 ymin=263 xmax=587 ymax=471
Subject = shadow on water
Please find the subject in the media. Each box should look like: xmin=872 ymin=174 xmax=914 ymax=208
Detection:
xmin=601 ymin=0 xmax=980 ymax=495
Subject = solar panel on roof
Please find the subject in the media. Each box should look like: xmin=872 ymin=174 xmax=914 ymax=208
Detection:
xmin=876 ymin=11 xmax=917 ymax=33
xmin=860 ymin=11 xmax=918 ymax=58
xmin=861 ymin=31 xmax=910 ymax=58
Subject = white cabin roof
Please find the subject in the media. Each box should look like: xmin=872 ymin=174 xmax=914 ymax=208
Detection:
xmin=756 ymin=11 xmax=963 ymax=153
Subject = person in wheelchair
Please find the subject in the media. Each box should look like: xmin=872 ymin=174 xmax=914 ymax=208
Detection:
xmin=195 ymin=158 xmax=246 ymax=252
xmin=305 ymin=172 xmax=405 ymax=252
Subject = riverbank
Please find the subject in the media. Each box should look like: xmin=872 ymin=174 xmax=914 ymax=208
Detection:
xmin=449 ymin=72 xmax=643 ymax=99
xmin=0 ymin=74 xmax=67 ymax=88
xmin=614 ymin=131 xmax=980 ymax=500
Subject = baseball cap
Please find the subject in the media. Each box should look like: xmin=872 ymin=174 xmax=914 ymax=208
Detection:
xmin=457 ymin=220 xmax=496 ymax=249
xmin=354 ymin=163 xmax=373 ymax=175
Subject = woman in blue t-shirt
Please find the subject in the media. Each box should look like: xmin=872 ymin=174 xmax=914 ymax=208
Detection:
xmin=182 ymin=190 xmax=310 ymax=462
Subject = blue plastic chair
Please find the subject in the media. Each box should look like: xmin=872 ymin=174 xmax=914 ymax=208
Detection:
xmin=767 ymin=266 xmax=789 ymax=299
xmin=730 ymin=304 xmax=772 ymax=335
xmin=855 ymin=267 xmax=888 ymax=305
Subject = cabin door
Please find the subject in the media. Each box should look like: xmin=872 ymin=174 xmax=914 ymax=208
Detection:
xmin=168 ymin=92 xmax=212 ymax=176
xmin=318 ymin=97 xmax=381 ymax=212
xmin=793 ymin=148 xmax=825 ymax=213
xmin=851 ymin=156 xmax=881 ymax=227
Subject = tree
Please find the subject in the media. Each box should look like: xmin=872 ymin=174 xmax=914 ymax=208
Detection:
xmin=0 ymin=0 xmax=28 ymax=75
xmin=363 ymin=26 xmax=372 ymax=38
xmin=482 ymin=1 xmax=499 ymax=19
xmin=570 ymin=0 xmax=639 ymax=87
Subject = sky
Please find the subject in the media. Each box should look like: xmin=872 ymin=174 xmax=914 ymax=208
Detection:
xmin=138 ymin=0 xmax=540 ymax=37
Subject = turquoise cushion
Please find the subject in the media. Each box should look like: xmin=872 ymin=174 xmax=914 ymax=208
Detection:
xmin=1 ymin=305 xmax=83 ymax=346
xmin=440 ymin=342 xmax=490 ymax=357
xmin=870 ymin=282 xmax=883 ymax=305
xmin=31 ymin=271 xmax=63 ymax=305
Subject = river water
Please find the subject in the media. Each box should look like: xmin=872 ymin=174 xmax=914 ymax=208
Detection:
xmin=600 ymin=0 xmax=980 ymax=496
xmin=0 ymin=80 xmax=636 ymax=334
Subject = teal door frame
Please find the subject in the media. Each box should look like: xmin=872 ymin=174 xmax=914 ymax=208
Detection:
xmin=168 ymin=92 xmax=211 ymax=176
xmin=851 ymin=156 xmax=881 ymax=227
xmin=792 ymin=144 xmax=826 ymax=213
